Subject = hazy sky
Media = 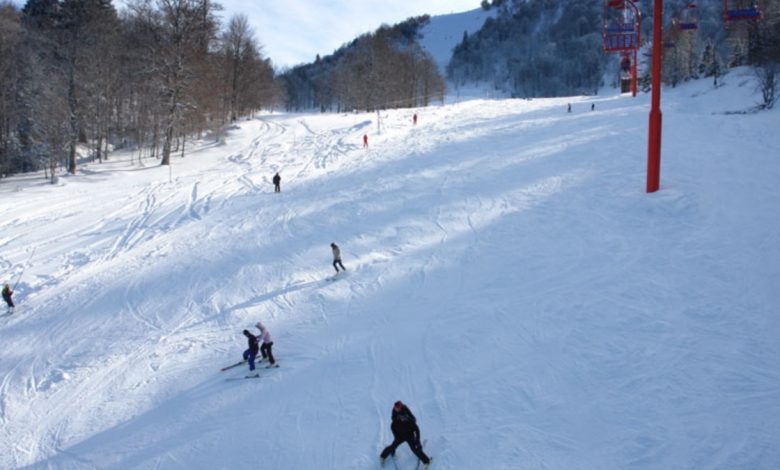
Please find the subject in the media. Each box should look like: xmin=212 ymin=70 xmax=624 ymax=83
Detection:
xmin=212 ymin=1 xmax=480 ymax=69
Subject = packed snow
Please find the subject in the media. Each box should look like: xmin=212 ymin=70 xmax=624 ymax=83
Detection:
xmin=1 ymin=69 xmax=779 ymax=469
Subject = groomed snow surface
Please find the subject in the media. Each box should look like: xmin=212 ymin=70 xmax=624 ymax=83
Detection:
xmin=1 ymin=69 xmax=779 ymax=469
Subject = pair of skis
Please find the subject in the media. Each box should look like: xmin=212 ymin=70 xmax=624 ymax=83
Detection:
xmin=381 ymin=440 xmax=430 ymax=469
xmin=220 ymin=359 xmax=248 ymax=371
xmin=221 ymin=359 xmax=279 ymax=380
xmin=383 ymin=455 xmax=431 ymax=469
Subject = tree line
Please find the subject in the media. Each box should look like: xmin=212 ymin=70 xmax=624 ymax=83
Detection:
xmin=0 ymin=0 xmax=276 ymax=179
xmin=450 ymin=0 xmax=609 ymax=98
xmin=281 ymin=16 xmax=446 ymax=113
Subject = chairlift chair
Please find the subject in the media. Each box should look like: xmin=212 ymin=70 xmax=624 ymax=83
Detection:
xmin=723 ymin=0 xmax=761 ymax=21
xmin=603 ymin=0 xmax=640 ymax=52
xmin=603 ymin=0 xmax=640 ymax=96
xmin=678 ymin=3 xmax=699 ymax=30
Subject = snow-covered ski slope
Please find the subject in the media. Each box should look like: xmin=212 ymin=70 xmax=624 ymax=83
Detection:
xmin=1 ymin=70 xmax=778 ymax=469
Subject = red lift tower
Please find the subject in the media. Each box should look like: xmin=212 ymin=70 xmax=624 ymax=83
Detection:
xmin=647 ymin=1 xmax=762 ymax=193
xmin=647 ymin=0 xmax=663 ymax=193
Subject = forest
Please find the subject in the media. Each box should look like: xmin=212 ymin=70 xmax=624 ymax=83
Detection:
xmin=0 ymin=0 xmax=276 ymax=178
xmin=450 ymin=0 xmax=779 ymax=98
xmin=280 ymin=16 xmax=446 ymax=113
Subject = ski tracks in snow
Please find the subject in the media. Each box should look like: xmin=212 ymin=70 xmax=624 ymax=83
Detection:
xmin=103 ymin=182 xmax=173 ymax=262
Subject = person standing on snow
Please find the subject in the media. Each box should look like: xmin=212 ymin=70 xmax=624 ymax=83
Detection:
xmin=2 ymin=283 xmax=14 ymax=313
xmin=413 ymin=114 xmax=417 ymax=125
xmin=255 ymin=322 xmax=277 ymax=368
xmin=363 ymin=134 xmax=368 ymax=148
xmin=242 ymin=329 xmax=260 ymax=372
xmin=380 ymin=401 xmax=431 ymax=466
xmin=331 ymin=242 xmax=346 ymax=273
xmin=273 ymin=172 xmax=281 ymax=193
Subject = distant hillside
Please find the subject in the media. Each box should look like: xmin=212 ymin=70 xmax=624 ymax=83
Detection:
xmin=278 ymin=0 xmax=780 ymax=109
xmin=447 ymin=0 xmax=778 ymax=97
xmin=280 ymin=16 xmax=446 ymax=112
xmin=417 ymin=8 xmax=497 ymax=75
xmin=447 ymin=0 xmax=611 ymax=97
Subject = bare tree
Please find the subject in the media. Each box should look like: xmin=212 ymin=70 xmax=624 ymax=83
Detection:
xmin=221 ymin=14 xmax=253 ymax=122
xmin=149 ymin=0 xmax=219 ymax=166
xmin=0 ymin=2 xmax=20 ymax=176
xmin=754 ymin=63 xmax=778 ymax=108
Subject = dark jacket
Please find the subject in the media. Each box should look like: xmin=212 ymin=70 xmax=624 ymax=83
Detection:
xmin=273 ymin=173 xmax=281 ymax=185
xmin=245 ymin=332 xmax=259 ymax=355
xmin=390 ymin=405 xmax=420 ymax=440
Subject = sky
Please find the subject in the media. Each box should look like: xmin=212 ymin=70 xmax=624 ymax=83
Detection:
xmin=215 ymin=0 xmax=481 ymax=69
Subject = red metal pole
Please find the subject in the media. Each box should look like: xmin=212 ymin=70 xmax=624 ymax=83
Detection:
xmin=647 ymin=0 xmax=663 ymax=193
xmin=631 ymin=49 xmax=638 ymax=97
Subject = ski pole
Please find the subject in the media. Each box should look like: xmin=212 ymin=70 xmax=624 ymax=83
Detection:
xmin=12 ymin=247 xmax=35 ymax=291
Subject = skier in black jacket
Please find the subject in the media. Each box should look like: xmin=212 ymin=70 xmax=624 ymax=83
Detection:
xmin=272 ymin=172 xmax=281 ymax=193
xmin=380 ymin=401 xmax=431 ymax=466
xmin=242 ymin=329 xmax=259 ymax=371
xmin=2 ymin=283 xmax=13 ymax=313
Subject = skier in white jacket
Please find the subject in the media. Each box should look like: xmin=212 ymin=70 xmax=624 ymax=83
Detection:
xmin=331 ymin=242 xmax=346 ymax=273
xmin=255 ymin=322 xmax=277 ymax=367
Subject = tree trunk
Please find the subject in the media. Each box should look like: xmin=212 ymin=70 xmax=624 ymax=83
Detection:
xmin=67 ymin=57 xmax=78 ymax=174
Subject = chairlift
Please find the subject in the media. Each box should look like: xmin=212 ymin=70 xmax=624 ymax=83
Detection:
xmin=603 ymin=0 xmax=640 ymax=52
xmin=723 ymin=0 xmax=761 ymax=22
xmin=603 ymin=0 xmax=640 ymax=96
xmin=678 ymin=3 xmax=698 ymax=30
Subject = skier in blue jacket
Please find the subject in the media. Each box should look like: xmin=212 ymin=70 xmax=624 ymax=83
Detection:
xmin=242 ymin=329 xmax=259 ymax=372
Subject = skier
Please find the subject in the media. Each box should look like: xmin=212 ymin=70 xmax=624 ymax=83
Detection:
xmin=567 ymin=103 xmax=571 ymax=113
xmin=413 ymin=113 xmax=417 ymax=125
xmin=363 ymin=134 xmax=368 ymax=148
xmin=273 ymin=172 xmax=281 ymax=193
xmin=331 ymin=242 xmax=346 ymax=273
xmin=380 ymin=401 xmax=431 ymax=467
xmin=2 ymin=283 xmax=13 ymax=313
xmin=255 ymin=322 xmax=277 ymax=368
xmin=242 ymin=329 xmax=260 ymax=373
xmin=591 ymin=103 xmax=595 ymax=111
